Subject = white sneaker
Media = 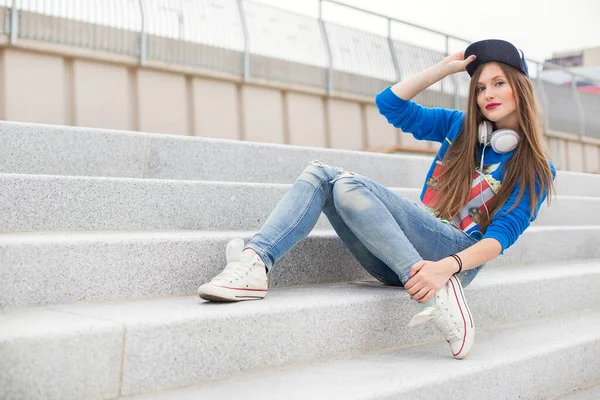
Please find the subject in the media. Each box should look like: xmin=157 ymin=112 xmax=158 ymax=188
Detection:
xmin=408 ymin=275 xmax=474 ymax=359
xmin=198 ymin=238 xmax=268 ymax=302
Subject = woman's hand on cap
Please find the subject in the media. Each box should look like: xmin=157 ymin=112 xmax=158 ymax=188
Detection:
xmin=439 ymin=51 xmax=477 ymax=75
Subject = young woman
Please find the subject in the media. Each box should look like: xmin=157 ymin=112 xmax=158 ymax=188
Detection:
xmin=198 ymin=39 xmax=556 ymax=359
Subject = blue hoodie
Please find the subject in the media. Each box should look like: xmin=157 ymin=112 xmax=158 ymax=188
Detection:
xmin=375 ymin=86 xmax=556 ymax=253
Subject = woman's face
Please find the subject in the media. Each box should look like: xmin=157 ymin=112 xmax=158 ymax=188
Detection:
xmin=476 ymin=62 xmax=517 ymax=128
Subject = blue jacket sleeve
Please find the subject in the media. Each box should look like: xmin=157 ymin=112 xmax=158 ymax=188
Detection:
xmin=483 ymin=163 xmax=557 ymax=253
xmin=375 ymin=86 xmax=464 ymax=143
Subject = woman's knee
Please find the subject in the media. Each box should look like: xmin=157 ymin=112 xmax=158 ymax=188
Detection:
xmin=299 ymin=160 xmax=348 ymax=187
xmin=332 ymin=173 xmax=373 ymax=213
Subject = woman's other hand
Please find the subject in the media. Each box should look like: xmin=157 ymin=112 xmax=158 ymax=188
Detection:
xmin=439 ymin=51 xmax=477 ymax=75
xmin=405 ymin=259 xmax=459 ymax=303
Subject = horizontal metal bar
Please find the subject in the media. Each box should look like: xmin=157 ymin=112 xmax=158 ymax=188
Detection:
xmin=323 ymin=0 xmax=598 ymax=86
xmin=540 ymin=61 xmax=600 ymax=85
xmin=322 ymin=0 xmax=472 ymax=43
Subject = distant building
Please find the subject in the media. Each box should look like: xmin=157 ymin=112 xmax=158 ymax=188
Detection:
xmin=546 ymin=46 xmax=600 ymax=68
xmin=543 ymin=46 xmax=600 ymax=93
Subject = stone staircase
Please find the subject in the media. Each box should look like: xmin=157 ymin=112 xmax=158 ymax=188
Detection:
xmin=1 ymin=121 xmax=599 ymax=400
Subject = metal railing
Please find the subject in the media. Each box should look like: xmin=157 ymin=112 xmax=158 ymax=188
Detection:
xmin=1 ymin=0 xmax=599 ymax=138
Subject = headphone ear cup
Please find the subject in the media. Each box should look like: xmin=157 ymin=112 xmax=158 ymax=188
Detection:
xmin=479 ymin=121 xmax=492 ymax=145
xmin=490 ymin=129 xmax=521 ymax=153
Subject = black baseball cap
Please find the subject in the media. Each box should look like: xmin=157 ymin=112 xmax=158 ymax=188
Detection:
xmin=464 ymin=39 xmax=529 ymax=78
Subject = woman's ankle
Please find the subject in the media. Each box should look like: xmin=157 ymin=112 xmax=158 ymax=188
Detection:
xmin=242 ymin=248 xmax=258 ymax=258
xmin=242 ymin=248 xmax=268 ymax=273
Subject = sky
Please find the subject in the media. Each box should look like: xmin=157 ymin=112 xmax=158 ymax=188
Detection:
xmin=250 ymin=0 xmax=600 ymax=64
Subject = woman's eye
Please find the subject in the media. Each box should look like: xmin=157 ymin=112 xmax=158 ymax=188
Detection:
xmin=477 ymin=87 xmax=485 ymax=92
xmin=496 ymin=81 xmax=505 ymax=86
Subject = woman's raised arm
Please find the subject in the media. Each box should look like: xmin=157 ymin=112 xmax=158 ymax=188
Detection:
xmin=391 ymin=52 xmax=477 ymax=100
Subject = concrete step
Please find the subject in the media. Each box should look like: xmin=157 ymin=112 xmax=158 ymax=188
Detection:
xmin=555 ymin=384 xmax=600 ymax=400
xmin=125 ymin=308 xmax=600 ymax=400
xmin=0 ymin=173 xmax=418 ymax=233
xmin=0 ymin=121 xmax=432 ymax=188
xmin=554 ymin=171 xmax=600 ymax=198
xmin=1 ymin=174 xmax=598 ymax=233
xmin=2 ymin=261 xmax=599 ymax=399
xmin=2 ymin=121 xmax=599 ymax=196
xmin=2 ymin=228 xmax=599 ymax=309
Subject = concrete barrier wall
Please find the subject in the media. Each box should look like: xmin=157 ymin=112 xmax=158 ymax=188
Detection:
xmin=73 ymin=60 xmax=134 ymax=131
xmin=2 ymin=49 xmax=66 ymax=125
xmin=0 ymin=41 xmax=598 ymax=173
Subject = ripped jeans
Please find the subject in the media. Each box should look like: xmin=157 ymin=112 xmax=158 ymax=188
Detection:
xmin=243 ymin=161 xmax=484 ymax=288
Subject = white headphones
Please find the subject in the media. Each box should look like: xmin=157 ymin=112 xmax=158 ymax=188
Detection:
xmin=478 ymin=121 xmax=521 ymax=154
xmin=474 ymin=121 xmax=521 ymax=224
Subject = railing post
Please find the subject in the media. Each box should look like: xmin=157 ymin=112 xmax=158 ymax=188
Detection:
xmin=237 ymin=0 xmax=250 ymax=82
xmin=318 ymin=0 xmax=333 ymax=96
xmin=387 ymin=19 xmax=401 ymax=82
xmin=451 ymin=74 xmax=459 ymax=110
xmin=571 ymin=73 xmax=586 ymax=139
xmin=443 ymin=35 xmax=450 ymax=106
xmin=138 ymin=0 xmax=147 ymax=66
xmin=9 ymin=0 xmax=19 ymax=45
xmin=445 ymin=36 xmax=450 ymax=56
xmin=536 ymin=62 xmax=551 ymax=133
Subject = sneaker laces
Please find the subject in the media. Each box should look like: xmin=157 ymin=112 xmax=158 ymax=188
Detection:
xmin=408 ymin=300 xmax=461 ymax=342
xmin=214 ymin=260 xmax=253 ymax=283
xmin=432 ymin=305 xmax=461 ymax=342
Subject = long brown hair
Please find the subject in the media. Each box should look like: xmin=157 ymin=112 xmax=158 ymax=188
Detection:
xmin=431 ymin=63 xmax=555 ymax=232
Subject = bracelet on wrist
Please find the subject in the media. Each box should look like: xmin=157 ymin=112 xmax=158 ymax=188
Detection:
xmin=449 ymin=254 xmax=463 ymax=274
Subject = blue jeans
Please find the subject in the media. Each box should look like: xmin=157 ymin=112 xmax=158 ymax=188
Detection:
xmin=244 ymin=161 xmax=483 ymax=288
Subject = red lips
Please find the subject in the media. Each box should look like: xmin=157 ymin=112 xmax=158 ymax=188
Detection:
xmin=486 ymin=103 xmax=501 ymax=110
